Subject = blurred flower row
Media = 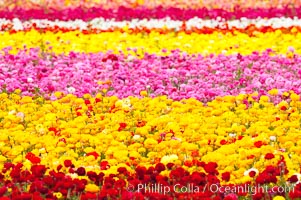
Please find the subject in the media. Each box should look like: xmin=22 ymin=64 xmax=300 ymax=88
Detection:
xmin=0 ymin=6 xmax=301 ymax=21
xmin=0 ymin=49 xmax=300 ymax=101
xmin=1 ymin=17 xmax=301 ymax=33
xmin=0 ymin=29 xmax=301 ymax=55
xmin=1 ymin=0 xmax=300 ymax=10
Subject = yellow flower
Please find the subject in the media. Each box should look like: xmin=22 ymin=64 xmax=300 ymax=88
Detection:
xmin=53 ymin=192 xmax=63 ymax=199
xmin=140 ymin=90 xmax=148 ymax=97
xmin=85 ymin=184 xmax=100 ymax=193
xmin=161 ymin=154 xmax=178 ymax=164
xmin=144 ymin=138 xmax=157 ymax=149
xmin=54 ymin=91 xmax=62 ymax=98
xmin=273 ymin=196 xmax=286 ymax=200
xmin=14 ymin=89 xmax=21 ymax=94
xmin=291 ymin=93 xmax=300 ymax=101
xmin=0 ymin=155 xmax=7 ymax=162
xmin=283 ymin=92 xmax=289 ymax=97
xmin=260 ymin=95 xmax=270 ymax=102
xmin=268 ymin=89 xmax=278 ymax=96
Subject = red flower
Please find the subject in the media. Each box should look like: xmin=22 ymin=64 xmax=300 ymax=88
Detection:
xmin=87 ymin=171 xmax=98 ymax=183
xmin=197 ymin=161 xmax=206 ymax=167
xmin=114 ymin=179 xmax=126 ymax=190
xmin=190 ymin=172 xmax=206 ymax=186
xmin=31 ymin=165 xmax=47 ymax=178
xmin=42 ymin=175 xmax=54 ymax=187
xmin=249 ymin=171 xmax=257 ymax=178
xmin=204 ymin=162 xmax=218 ymax=175
xmin=222 ymin=172 xmax=231 ymax=182
xmin=238 ymin=135 xmax=244 ymax=140
xmin=288 ymin=175 xmax=299 ymax=183
xmin=118 ymin=123 xmax=127 ymax=131
xmin=280 ymin=106 xmax=287 ymax=111
xmin=264 ymin=153 xmax=275 ymax=160
xmin=155 ymin=163 xmax=165 ymax=173
xmin=74 ymin=179 xmax=86 ymax=192
xmin=100 ymin=161 xmax=110 ymax=170
xmin=170 ymin=167 xmax=186 ymax=180
xmin=25 ymin=152 xmax=41 ymax=164
xmin=81 ymin=192 xmax=97 ymax=200
xmin=191 ymin=150 xmax=199 ymax=157
xmin=136 ymin=120 xmax=146 ymax=127
xmin=135 ymin=166 xmax=147 ymax=180
xmin=48 ymin=127 xmax=60 ymax=136
xmin=3 ymin=162 xmax=14 ymax=170
xmin=166 ymin=163 xmax=175 ymax=170
xmin=0 ymin=187 xmax=7 ymax=197
xmin=58 ymin=138 xmax=66 ymax=143
xmin=220 ymin=139 xmax=227 ymax=145
xmin=184 ymin=160 xmax=193 ymax=167
xmin=32 ymin=192 xmax=44 ymax=200
xmin=86 ymin=152 xmax=99 ymax=159
xmin=254 ymin=141 xmax=265 ymax=148
xmin=207 ymin=174 xmax=220 ymax=184
xmin=57 ymin=164 xmax=63 ymax=171
xmin=252 ymin=192 xmax=264 ymax=200
xmin=76 ymin=167 xmax=86 ymax=176
xmin=64 ymin=160 xmax=72 ymax=168
xmin=289 ymin=190 xmax=301 ymax=199
xmin=13 ymin=193 xmax=32 ymax=200
xmin=117 ymin=167 xmax=127 ymax=174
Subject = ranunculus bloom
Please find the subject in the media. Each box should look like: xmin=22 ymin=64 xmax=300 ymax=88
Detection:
xmin=264 ymin=153 xmax=275 ymax=160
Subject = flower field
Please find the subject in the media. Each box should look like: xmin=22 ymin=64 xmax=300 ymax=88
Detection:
xmin=1 ymin=0 xmax=301 ymax=200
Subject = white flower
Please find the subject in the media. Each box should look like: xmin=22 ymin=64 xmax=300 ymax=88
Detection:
xmin=12 ymin=18 xmax=23 ymax=31
xmin=16 ymin=112 xmax=25 ymax=122
xmin=244 ymin=168 xmax=259 ymax=176
xmin=67 ymin=86 xmax=76 ymax=94
xmin=133 ymin=135 xmax=141 ymax=140
xmin=288 ymin=46 xmax=295 ymax=52
xmin=229 ymin=133 xmax=236 ymax=138
xmin=27 ymin=77 xmax=33 ymax=83
xmin=270 ymin=136 xmax=276 ymax=141
xmin=8 ymin=110 xmax=16 ymax=115
xmin=67 ymin=173 xmax=78 ymax=179
xmin=171 ymin=136 xmax=182 ymax=141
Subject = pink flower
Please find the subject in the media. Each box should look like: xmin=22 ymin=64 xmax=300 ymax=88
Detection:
xmin=224 ymin=193 xmax=238 ymax=200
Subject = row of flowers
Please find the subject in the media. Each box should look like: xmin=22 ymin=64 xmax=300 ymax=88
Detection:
xmin=0 ymin=49 xmax=300 ymax=101
xmin=1 ymin=0 xmax=300 ymax=10
xmin=1 ymin=17 xmax=301 ymax=32
xmin=0 ymin=161 xmax=299 ymax=200
xmin=0 ymin=30 xmax=300 ymax=55
xmin=0 ymin=92 xmax=301 ymax=199
xmin=0 ymin=6 xmax=300 ymax=21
